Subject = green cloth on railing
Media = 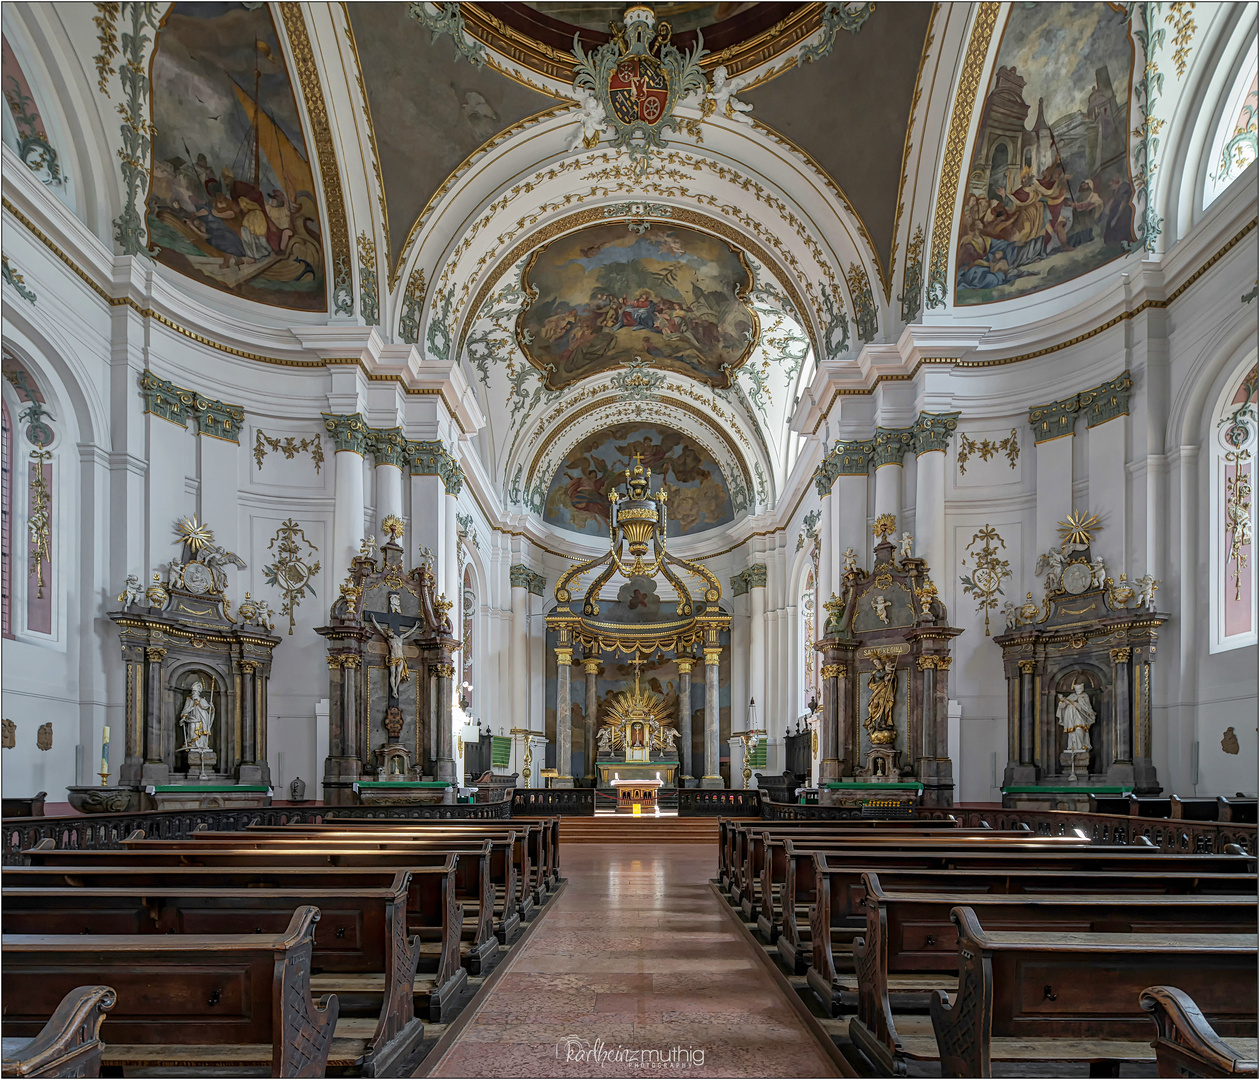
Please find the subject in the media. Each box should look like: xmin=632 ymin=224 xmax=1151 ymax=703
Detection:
xmin=491 ymin=736 xmax=512 ymax=768
xmin=748 ymin=741 xmax=767 ymax=769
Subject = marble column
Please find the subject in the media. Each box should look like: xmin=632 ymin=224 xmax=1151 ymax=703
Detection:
xmin=912 ymin=413 xmax=959 ymax=579
xmin=1110 ymin=646 xmax=1134 ymax=777
xmin=677 ymin=658 xmax=694 ymax=778
xmin=142 ymin=646 xmax=167 ymax=783
xmin=508 ymin=568 xmax=530 ymax=734
xmin=555 ymin=648 xmax=574 ymax=784
xmin=432 ymin=660 xmax=457 ymax=787
xmin=584 ymin=658 xmax=600 ymax=782
xmin=323 ymin=413 xmax=369 ymax=578
xmin=700 ymin=648 xmax=722 ymax=788
xmin=818 ymin=655 xmax=841 ymax=787
xmin=342 ymin=657 xmax=359 ymax=763
xmin=748 ymin=566 xmax=767 ymax=727
xmin=238 ymin=660 xmax=256 ymax=764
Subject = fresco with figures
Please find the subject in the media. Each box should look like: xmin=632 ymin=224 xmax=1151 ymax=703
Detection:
xmin=955 ymin=2 xmax=1136 ymax=305
xmin=146 ymin=2 xmax=326 ymax=311
xmin=543 ymin=424 xmax=735 ymax=537
xmin=518 ymin=223 xmax=756 ymax=390
xmin=522 ymin=3 xmax=759 ymax=33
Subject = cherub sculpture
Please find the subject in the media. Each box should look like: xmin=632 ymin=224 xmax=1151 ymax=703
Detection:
xmin=709 ymin=65 xmax=754 ymax=124
xmin=1134 ymin=573 xmax=1159 ymax=611
xmin=898 ymin=532 xmax=914 ymax=561
xmin=871 ymin=595 xmax=890 ymax=624
xmin=1001 ymin=600 xmax=1020 ymax=631
xmin=842 ymin=547 xmax=859 ymax=575
xmin=1089 ymin=556 xmax=1107 ymax=588
xmin=1036 ymin=547 xmax=1066 ymax=590
xmin=116 ymin=574 xmax=143 ymax=607
xmin=568 ymin=88 xmax=609 ymax=151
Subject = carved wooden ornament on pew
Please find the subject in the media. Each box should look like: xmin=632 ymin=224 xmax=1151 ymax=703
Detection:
xmin=993 ymin=509 xmax=1169 ymax=797
xmin=316 ymin=518 xmax=461 ymax=803
xmin=817 ymin=521 xmax=962 ymax=806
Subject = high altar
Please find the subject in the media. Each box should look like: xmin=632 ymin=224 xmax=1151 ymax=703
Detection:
xmin=316 ymin=516 xmax=460 ymax=804
xmin=548 ymin=457 xmax=729 ymax=793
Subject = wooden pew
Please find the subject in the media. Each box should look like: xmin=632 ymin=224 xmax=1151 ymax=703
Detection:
xmin=1141 ymin=986 xmax=1260 ymax=1078
xmin=2 ymin=878 xmax=426 ymax=1076
xmin=845 ymin=873 xmax=1258 ymax=1075
xmin=0 ymin=984 xmax=114 ymax=1079
xmin=1219 ymin=797 xmax=1259 ymax=825
xmin=136 ymin=833 xmax=503 ymax=972
xmin=770 ymin=833 xmax=1095 ymax=973
xmin=928 ymin=906 xmax=1257 ymax=1078
xmin=21 ymin=845 xmax=468 ymax=1021
xmin=2 ymin=906 xmax=339 ymax=1078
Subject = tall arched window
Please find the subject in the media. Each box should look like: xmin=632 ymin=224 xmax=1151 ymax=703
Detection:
xmin=801 ymin=566 xmax=817 ymax=714
xmin=1211 ymin=362 xmax=1257 ymax=651
xmin=461 ymin=564 xmax=475 ymax=711
xmin=1204 ymin=45 xmax=1258 ymax=210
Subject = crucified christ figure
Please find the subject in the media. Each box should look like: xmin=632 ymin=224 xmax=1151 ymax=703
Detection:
xmin=369 ymin=614 xmax=424 ymax=698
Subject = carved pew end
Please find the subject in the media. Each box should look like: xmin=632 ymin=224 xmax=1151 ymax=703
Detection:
xmin=0 ymin=985 xmax=115 ymax=1079
xmin=1140 ymin=986 xmax=1260 ymax=1079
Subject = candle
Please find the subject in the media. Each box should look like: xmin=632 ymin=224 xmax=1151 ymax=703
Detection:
xmin=101 ymin=725 xmax=110 ymax=777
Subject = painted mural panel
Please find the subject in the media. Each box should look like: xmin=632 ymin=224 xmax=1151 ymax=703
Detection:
xmin=146 ymin=3 xmax=326 ymax=311
xmin=955 ymin=3 xmax=1136 ymax=305
xmin=543 ymin=423 xmax=734 ymax=538
xmin=518 ymin=223 xmax=756 ymax=390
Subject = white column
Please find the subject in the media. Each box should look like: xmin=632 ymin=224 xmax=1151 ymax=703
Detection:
xmin=1088 ymin=414 xmax=1128 ymax=560
xmin=375 ymin=462 xmax=403 ymax=538
xmin=409 ymin=473 xmax=443 ymax=566
xmin=332 ymin=448 xmax=365 ymax=580
xmin=915 ymin=450 xmax=947 ymax=576
xmin=873 ymin=461 xmax=902 ymax=526
xmin=1030 ymin=399 xmax=1079 ymax=555
xmin=749 ymin=574 xmax=767 ymax=727
xmin=835 ymin=470 xmax=870 ymax=571
xmin=816 ymin=492 xmax=833 ymax=607
xmin=443 ymin=490 xmax=459 ymax=610
xmin=509 ymin=572 xmax=529 ymax=734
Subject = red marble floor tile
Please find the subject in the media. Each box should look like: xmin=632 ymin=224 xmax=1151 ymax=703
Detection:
xmin=425 ymin=843 xmax=839 ymax=1078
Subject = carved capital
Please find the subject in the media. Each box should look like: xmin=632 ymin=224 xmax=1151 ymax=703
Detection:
xmin=1110 ymin=647 xmax=1132 ymax=663
xmin=327 ymin=655 xmax=344 ymax=670
xmin=1082 ymin=370 xmax=1133 ymax=428
xmin=408 ymin=438 xmax=463 ymax=495
xmin=731 ymin=564 xmax=767 ymax=596
xmin=913 ymin=411 xmax=961 ymax=456
xmin=238 ymin=659 xmax=258 ymax=674
xmin=555 ymin=649 xmax=574 ymax=666
xmin=429 ymin=662 xmax=456 ymax=678
xmin=145 ymin=647 xmax=167 ymax=662
xmin=703 ymin=648 xmax=722 ymax=666
xmin=366 ymin=426 xmax=408 ymax=469
xmin=916 ymin=656 xmax=937 ymax=671
xmin=322 ymin=412 xmax=369 ymax=456
xmin=676 ymin=659 xmax=694 ymax=675
xmin=141 ymin=370 xmax=244 ymax=443
xmin=583 ymin=658 xmax=601 ymax=675
xmin=872 ymin=426 xmax=915 ymax=469
xmin=342 ymin=655 xmax=360 ymax=670
xmin=820 ymin=663 xmax=842 ymax=680
xmin=934 ymin=656 xmax=952 ymax=671
xmin=815 ymin=438 xmax=874 ymax=494
xmin=1028 ymin=395 xmax=1081 ymax=444
xmin=1017 ymin=659 xmax=1036 ymax=674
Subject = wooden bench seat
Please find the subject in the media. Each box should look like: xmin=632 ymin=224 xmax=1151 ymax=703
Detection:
xmin=0 ymin=984 xmax=114 ymax=1079
xmin=1 ymin=880 xmax=427 ymax=1077
xmin=1141 ymin=985 xmax=1260 ymax=1078
xmin=21 ymin=845 xmax=468 ymax=1022
xmin=2 ymin=906 xmax=339 ymax=1078
xmin=928 ymin=906 xmax=1258 ymax=1078
xmin=843 ymin=874 xmax=1258 ymax=1075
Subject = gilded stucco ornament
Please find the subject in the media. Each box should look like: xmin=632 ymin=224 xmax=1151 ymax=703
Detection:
xmin=571 ymin=6 xmax=708 ymax=177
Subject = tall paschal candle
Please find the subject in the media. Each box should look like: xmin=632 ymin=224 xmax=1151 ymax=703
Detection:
xmin=101 ymin=725 xmax=110 ymax=777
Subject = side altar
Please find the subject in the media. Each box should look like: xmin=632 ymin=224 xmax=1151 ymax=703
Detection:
xmin=107 ymin=517 xmax=281 ymax=811
xmin=816 ymin=516 xmax=963 ymax=808
xmin=593 ymin=667 xmax=681 ymax=794
xmin=316 ymin=517 xmax=460 ymax=805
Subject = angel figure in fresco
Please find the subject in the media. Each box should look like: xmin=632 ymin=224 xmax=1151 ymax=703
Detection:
xmin=864 ymin=658 xmax=898 ymax=737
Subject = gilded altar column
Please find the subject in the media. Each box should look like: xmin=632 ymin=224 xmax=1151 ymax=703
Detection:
xmin=143 ymin=646 xmax=167 ymax=781
xmin=431 ymin=660 xmax=457 ymax=788
xmin=367 ymin=428 xmax=406 ymax=540
xmin=677 ymin=657 xmax=694 ymax=779
xmin=700 ymin=647 xmax=723 ymax=788
xmin=555 ymin=647 xmax=574 ymax=783
xmin=583 ymin=657 xmax=600 ymax=782
xmin=322 ymin=414 xmax=369 ymax=580
xmin=913 ymin=413 xmax=960 ymax=578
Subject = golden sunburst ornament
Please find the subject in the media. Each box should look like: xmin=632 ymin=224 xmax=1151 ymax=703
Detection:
xmin=174 ymin=515 xmax=214 ymax=554
xmin=1058 ymin=509 xmax=1100 ymax=551
xmin=381 ymin=514 xmax=405 ymax=542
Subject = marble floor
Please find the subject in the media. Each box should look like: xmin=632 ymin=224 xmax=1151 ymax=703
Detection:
xmin=426 ymin=844 xmax=840 ymax=1078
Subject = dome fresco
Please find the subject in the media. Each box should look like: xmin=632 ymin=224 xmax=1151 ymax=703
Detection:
xmin=543 ymin=423 xmax=735 ymax=537
xmin=520 ymin=3 xmax=760 ymax=35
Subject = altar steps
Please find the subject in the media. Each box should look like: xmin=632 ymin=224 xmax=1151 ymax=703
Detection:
xmin=559 ymin=816 xmax=720 ymax=844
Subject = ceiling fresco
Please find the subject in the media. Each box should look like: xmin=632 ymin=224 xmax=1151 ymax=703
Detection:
xmin=517 ymin=222 xmax=757 ymax=391
xmin=543 ymin=423 xmax=735 ymax=537
xmin=520 ymin=2 xmax=761 ymax=35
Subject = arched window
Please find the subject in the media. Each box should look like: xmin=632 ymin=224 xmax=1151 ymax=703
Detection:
xmin=461 ymin=564 xmax=475 ymax=711
xmin=801 ymin=566 xmax=817 ymax=714
xmin=1211 ymin=363 xmax=1257 ymax=651
xmin=1204 ymin=45 xmax=1258 ymax=210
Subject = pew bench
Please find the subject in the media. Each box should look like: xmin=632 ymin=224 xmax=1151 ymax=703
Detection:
xmin=1141 ymin=985 xmax=1260 ymax=1079
xmin=843 ymin=875 xmax=1258 ymax=1075
xmin=2 ymin=907 xmax=339 ymax=1078
xmin=927 ymin=906 xmax=1258 ymax=1078
xmin=2 ymin=881 xmax=428 ymax=1077
xmin=0 ymin=984 xmax=114 ymax=1079
xmin=21 ymin=845 xmax=468 ymax=1022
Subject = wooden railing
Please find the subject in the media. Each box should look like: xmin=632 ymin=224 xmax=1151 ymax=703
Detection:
xmin=1 ymin=797 xmax=511 ymax=865
xmin=511 ymin=787 xmax=595 ymax=816
xmin=761 ymin=799 xmax=881 ymax=821
xmin=678 ymin=789 xmax=762 ymax=816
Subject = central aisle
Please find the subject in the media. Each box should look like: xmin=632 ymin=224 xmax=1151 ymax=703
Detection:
xmin=427 ymin=843 xmax=840 ymax=1078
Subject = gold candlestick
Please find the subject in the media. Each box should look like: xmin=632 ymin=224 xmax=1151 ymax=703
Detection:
xmin=99 ymin=769 xmax=109 ymax=787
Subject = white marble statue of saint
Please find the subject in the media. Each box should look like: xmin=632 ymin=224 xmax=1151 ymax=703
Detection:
xmin=1036 ymin=547 xmax=1066 ymax=590
xmin=369 ymin=615 xmax=424 ymax=697
xmin=1056 ymin=682 xmax=1096 ymax=755
xmin=596 ymin=726 xmax=615 ymax=754
xmin=178 ymin=679 xmax=214 ymax=752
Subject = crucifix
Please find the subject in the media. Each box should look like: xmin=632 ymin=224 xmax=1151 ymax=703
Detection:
xmin=367 ymin=601 xmax=425 ymax=700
